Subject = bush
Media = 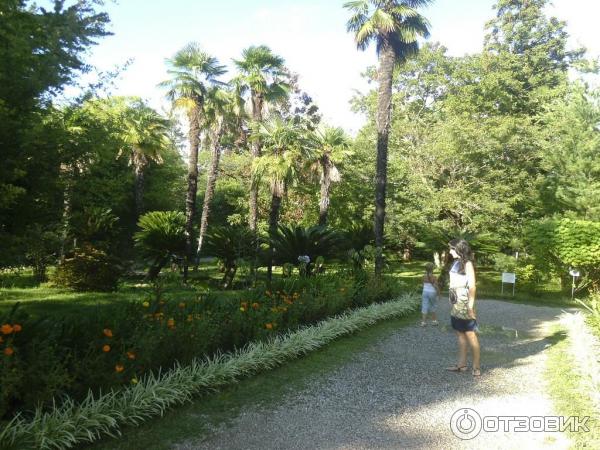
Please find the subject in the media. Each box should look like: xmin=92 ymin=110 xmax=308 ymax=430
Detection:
xmin=53 ymin=245 xmax=122 ymax=291
xmin=525 ymin=218 xmax=600 ymax=292
xmin=134 ymin=211 xmax=186 ymax=280
xmin=0 ymin=269 xmax=402 ymax=421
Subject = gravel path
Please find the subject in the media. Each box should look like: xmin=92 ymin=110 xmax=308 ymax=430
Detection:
xmin=175 ymin=299 xmax=579 ymax=450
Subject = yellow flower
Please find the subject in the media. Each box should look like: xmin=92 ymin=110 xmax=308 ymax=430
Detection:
xmin=265 ymin=323 xmax=273 ymax=330
xmin=102 ymin=345 xmax=111 ymax=353
xmin=115 ymin=364 xmax=124 ymax=373
xmin=131 ymin=377 xmax=138 ymax=384
xmin=240 ymin=307 xmax=246 ymax=312
xmin=142 ymin=301 xmax=150 ymax=308
xmin=1 ymin=324 xmax=13 ymax=335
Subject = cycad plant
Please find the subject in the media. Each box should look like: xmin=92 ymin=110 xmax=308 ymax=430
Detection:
xmin=345 ymin=0 xmax=431 ymax=274
xmin=134 ymin=211 xmax=186 ymax=280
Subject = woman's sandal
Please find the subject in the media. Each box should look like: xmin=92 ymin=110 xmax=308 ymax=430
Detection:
xmin=446 ymin=365 xmax=468 ymax=372
xmin=472 ymin=368 xmax=481 ymax=377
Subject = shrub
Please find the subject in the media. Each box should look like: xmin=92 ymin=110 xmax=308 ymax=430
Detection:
xmin=53 ymin=245 xmax=121 ymax=291
xmin=134 ymin=211 xmax=186 ymax=280
xmin=525 ymin=218 xmax=600 ymax=292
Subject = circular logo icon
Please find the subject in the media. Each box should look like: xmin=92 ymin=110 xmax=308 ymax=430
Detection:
xmin=450 ymin=408 xmax=482 ymax=440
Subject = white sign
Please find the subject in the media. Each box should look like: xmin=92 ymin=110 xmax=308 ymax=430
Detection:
xmin=569 ymin=269 xmax=580 ymax=277
xmin=502 ymin=272 xmax=516 ymax=284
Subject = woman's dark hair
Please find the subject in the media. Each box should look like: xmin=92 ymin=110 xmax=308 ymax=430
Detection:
xmin=449 ymin=238 xmax=474 ymax=274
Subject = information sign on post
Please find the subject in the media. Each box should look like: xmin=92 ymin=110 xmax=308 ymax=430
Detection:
xmin=569 ymin=269 xmax=580 ymax=299
xmin=501 ymin=272 xmax=516 ymax=296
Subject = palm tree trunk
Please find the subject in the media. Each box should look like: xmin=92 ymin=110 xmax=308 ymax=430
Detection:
xmin=319 ymin=157 xmax=331 ymax=226
xmin=134 ymin=162 xmax=145 ymax=219
xmin=59 ymin=163 xmax=75 ymax=263
xmin=374 ymin=43 xmax=395 ymax=276
xmin=183 ymin=105 xmax=202 ymax=281
xmin=197 ymin=120 xmax=224 ymax=257
xmin=267 ymin=193 xmax=282 ymax=282
xmin=249 ymin=93 xmax=264 ymax=233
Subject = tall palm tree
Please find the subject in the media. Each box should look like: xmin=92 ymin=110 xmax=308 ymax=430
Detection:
xmin=251 ymin=116 xmax=312 ymax=281
xmin=233 ymin=46 xmax=290 ymax=234
xmin=196 ymin=86 xmax=246 ymax=257
xmin=310 ymin=126 xmax=352 ymax=226
xmin=119 ymin=100 xmax=171 ymax=218
xmin=159 ymin=43 xmax=226 ymax=280
xmin=345 ymin=0 xmax=431 ymax=274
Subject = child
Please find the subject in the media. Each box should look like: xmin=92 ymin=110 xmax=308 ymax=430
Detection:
xmin=421 ymin=262 xmax=439 ymax=327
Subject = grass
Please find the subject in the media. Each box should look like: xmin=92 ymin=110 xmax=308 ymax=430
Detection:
xmin=84 ymin=311 xmax=419 ymax=450
xmin=545 ymin=324 xmax=600 ymax=449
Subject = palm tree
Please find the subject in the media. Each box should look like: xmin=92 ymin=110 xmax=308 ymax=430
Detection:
xmin=119 ymin=100 xmax=171 ymax=218
xmin=196 ymin=86 xmax=246 ymax=257
xmin=251 ymin=116 xmax=312 ymax=281
xmin=310 ymin=126 xmax=352 ymax=226
xmin=233 ymin=45 xmax=290 ymax=234
xmin=345 ymin=0 xmax=431 ymax=274
xmin=159 ymin=43 xmax=226 ymax=280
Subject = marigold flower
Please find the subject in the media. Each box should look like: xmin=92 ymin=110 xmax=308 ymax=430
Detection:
xmin=127 ymin=351 xmax=136 ymax=360
xmin=178 ymin=302 xmax=186 ymax=309
xmin=4 ymin=347 xmax=14 ymax=356
xmin=265 ymin=323 xmax=273 ymax=330
xmin=252 ymin=302 xmax=260 ymax=310
xmin=167 ymin=318 xmax=175 ymax=328
xmin=241 ymin=302 xmax=248 ymax=308
xmin=0 ymin=336 xmax=3 ymax=343
xmin=1 ymin=324 xmax=13 ymax=335
xmin=13 ymin=324 xmax=22 ymax=332
xmin=115 ymin=364 xmax=124 ymax=373
xmin=103 ymin=345 xmax=111 ymax=353
xmin=187 ymin=314 xmax=193 ymax=322
xmin=142 ymin=301 xmax=150 ymax=308
xmin=103 ymin=328 xmax=113 ymax=338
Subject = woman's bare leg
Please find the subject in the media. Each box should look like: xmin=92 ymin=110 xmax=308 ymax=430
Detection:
xmin=465 ymin=330 xmax=480 ymax=369
xmin=457 ymin=331 xmax=468 ymax=367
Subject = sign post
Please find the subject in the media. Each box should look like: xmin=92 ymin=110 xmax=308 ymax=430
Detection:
xmin=501 ymin=272 xmax=516 ymax=296
xmin=569 ymin=268 xmax=580 ymax=300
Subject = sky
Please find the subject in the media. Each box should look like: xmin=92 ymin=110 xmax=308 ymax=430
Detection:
xmin=67 ymin=0 xmax=600 ymax=133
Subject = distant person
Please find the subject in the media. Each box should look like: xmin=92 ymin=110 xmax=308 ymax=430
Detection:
xmin=421 ymin=262 xmax=439 ymax=327
xmin=445 ymin=238 xmax=481 ymax=377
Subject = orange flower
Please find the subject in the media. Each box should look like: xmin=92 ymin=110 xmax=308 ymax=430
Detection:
xmin=265 ymin=323 xmax=273 ymax=330
xmin=4 ymin=347 xmax=14 ymax=356
xmin=252 ymin=302 xmax=260 ymax=310
xmin=115 ymin=364 xmax=124 ymax=373
xmin=102 ymin=345 xmax=111 ymax=353
xmin=127 ymin=351 xmax=136 ymax=360
xmin=103 ymin=328 xmax=113 ymax=338
xmin=178 ymin=302 xmax=186 ymax=309
xmin=167 ymin=318 xmax=175 ymax=328
xmin=0 ymin=336 xmax=3 ymax=343
xmin=187 ymin=314 xmax=193 ymax=322
xmin=1 ymin=324 xmax=13 ymax=335
xmin=13 ymin=324 xmax=22 ymax=333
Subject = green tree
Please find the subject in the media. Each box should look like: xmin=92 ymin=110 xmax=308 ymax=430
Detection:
xmin=233 ymin=46 xmax=290 ymax=234
xmin=251 ymin=117 xmax=312 ymax=281
xmin=310 ymin=126 xmax=351 ymax=226
xmin=160 ymin=43 xmax=226 ymax=280
xmin=345 ymin=0 xmax=432 ymax=274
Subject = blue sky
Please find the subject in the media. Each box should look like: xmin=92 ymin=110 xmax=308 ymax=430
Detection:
xmin=68 ymin=0 xmax=600 ymax=133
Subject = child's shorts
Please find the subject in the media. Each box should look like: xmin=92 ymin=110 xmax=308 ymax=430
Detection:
xmin=421 ymin=290 xmax=438 ymax=314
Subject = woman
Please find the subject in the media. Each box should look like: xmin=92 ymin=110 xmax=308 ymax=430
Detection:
xmin=421 ymin=262 xmax=439 ymax=327
xmin=445 ymin=238 xmax=481 ymax=377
